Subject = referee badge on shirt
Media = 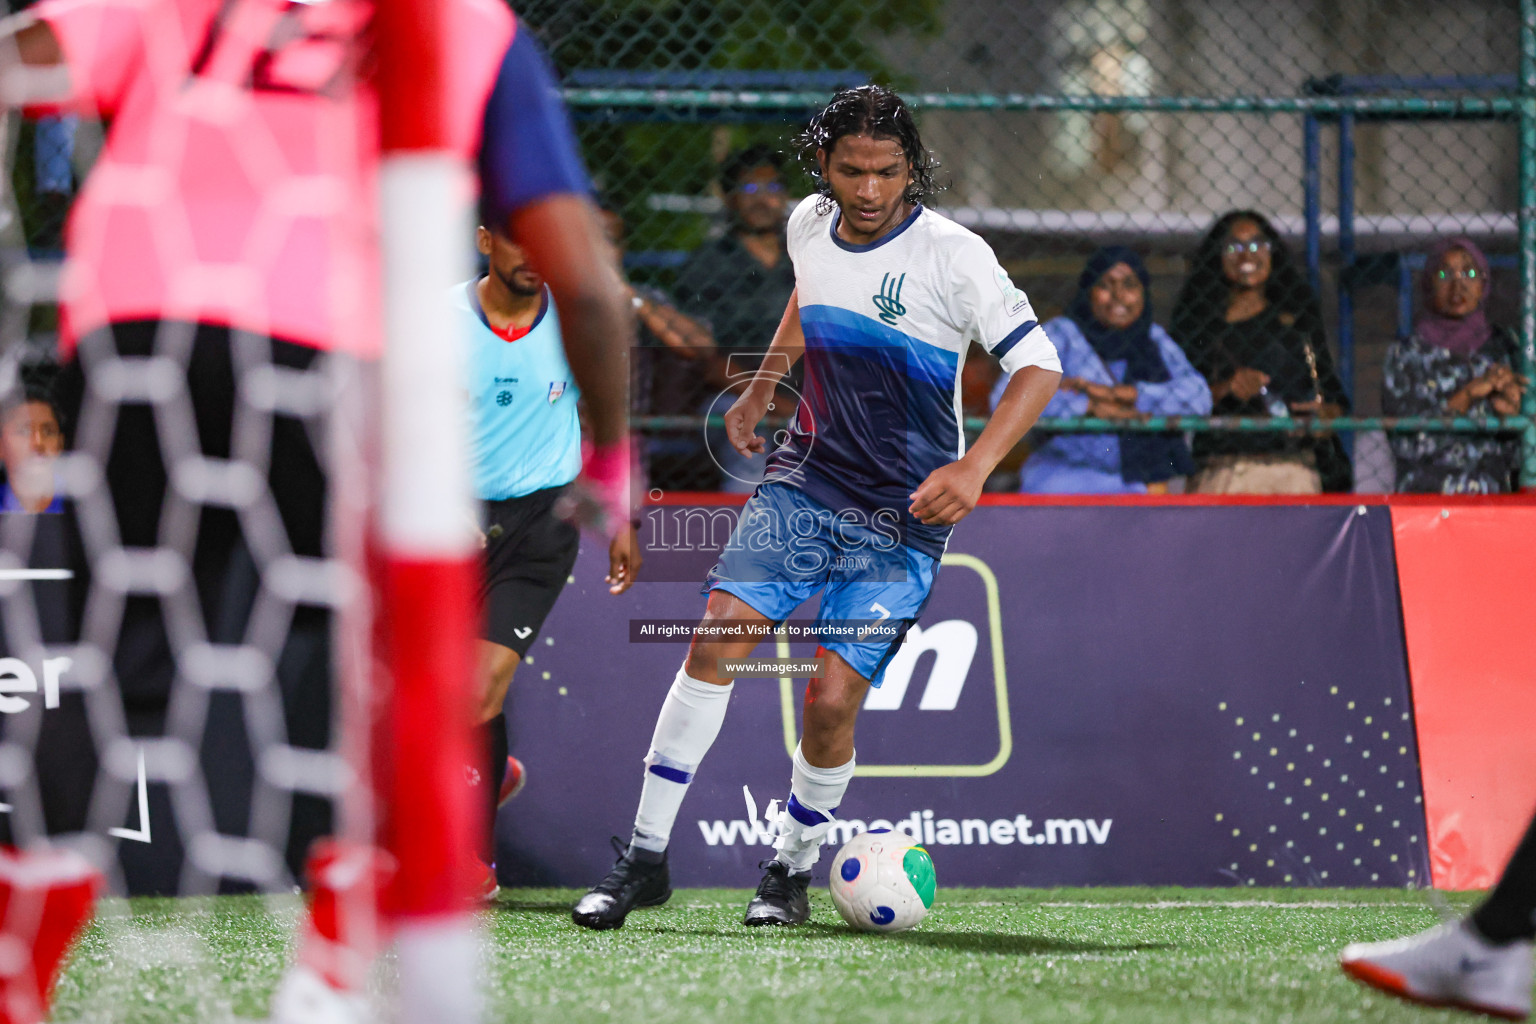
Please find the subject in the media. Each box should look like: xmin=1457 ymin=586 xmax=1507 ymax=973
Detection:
xmin=547 ymin=381 xmax=567 ymax=404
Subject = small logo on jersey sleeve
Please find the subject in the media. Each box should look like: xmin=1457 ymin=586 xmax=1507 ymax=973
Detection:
xmin=496 ymin=391 xmax=513 ymax=407
xmin=547 ymin=382 xmax=568 ymax=404
xmin=873 ymin=272 xmax=907 ymax=325
xmin=993 ymin=266 xmax=1029 ymax=316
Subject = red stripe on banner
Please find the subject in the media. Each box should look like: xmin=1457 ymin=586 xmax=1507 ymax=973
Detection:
xmin=1391 ymin=505 xmax=1536 ymax=889
xmin=379 ymin=557 xmax=481 ymax=918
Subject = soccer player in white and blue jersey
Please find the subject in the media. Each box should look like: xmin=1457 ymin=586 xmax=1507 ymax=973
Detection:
xmin=573 ymin=85 xmax=1062 ymax=930
xmin=461 ymin=224 xmax=640 ymax=898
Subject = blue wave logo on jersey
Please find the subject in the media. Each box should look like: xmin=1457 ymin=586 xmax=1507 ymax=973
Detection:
xmin=547 ymin=382 xmax=567 ymax=404
xmin=873 ymin=272 xmax=907 ymax=325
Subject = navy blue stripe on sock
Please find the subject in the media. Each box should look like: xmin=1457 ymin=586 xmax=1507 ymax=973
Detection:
xmin=648 ymin=764 xmax=693 ymax=784
xmin=787 ymin=794 xmax=828 ymax=826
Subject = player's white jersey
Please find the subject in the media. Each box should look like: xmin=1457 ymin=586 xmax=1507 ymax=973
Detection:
xmin=765 ymin=195 xmax=1059 ymax=556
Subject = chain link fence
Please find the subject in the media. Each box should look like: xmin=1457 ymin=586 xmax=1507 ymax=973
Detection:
xmin=0 ymin=1 xmax=1527 ymax=496
xmin=524 ymin=0 xmax=1531 ymax=496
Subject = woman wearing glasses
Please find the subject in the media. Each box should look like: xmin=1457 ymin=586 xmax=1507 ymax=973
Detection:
xmin=1171 ymin=210 xmax=1351 ymax=493
xmin=1383 ymin=236 xmax=1524 ymax=493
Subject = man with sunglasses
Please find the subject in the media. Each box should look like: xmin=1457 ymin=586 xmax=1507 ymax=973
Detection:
xmin=675 ymin=146 xmax=798 ymax=490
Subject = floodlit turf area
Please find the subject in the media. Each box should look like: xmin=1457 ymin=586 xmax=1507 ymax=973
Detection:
xmin=52 ymin=886 xmax=1487 ymax=1023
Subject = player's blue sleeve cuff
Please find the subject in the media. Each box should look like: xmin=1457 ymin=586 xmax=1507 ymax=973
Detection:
xmin=478 ymin=20 xmax=593 ymax=229
xmin=991 ymin=320 xmax=1039 ymax=361
xmin=996 ymin=322 xmax=1061 ymax=376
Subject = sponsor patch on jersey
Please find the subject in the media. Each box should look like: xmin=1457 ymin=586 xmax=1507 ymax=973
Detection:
xmin=547 ymin=381 xmax=567 ymax=404
xmin=993 ymin=265 xmax=1028 ymax=316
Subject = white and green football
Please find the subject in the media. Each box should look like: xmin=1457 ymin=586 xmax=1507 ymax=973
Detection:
xmin=828 ymin=828 xmax=936 ymax=932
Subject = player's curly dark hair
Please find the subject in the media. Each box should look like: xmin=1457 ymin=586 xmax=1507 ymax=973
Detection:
xmin=793 ymin=85 xmax=940 ymax=214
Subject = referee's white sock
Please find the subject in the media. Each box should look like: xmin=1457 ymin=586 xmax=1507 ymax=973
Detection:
xmin=628 ymin=666 xmax=733 ymax=860
xmin=773 ymin=743 xmax=855 ymax=874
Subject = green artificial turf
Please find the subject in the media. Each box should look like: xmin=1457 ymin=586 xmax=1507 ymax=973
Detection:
xmin=52 ymin=887 xmax=1489 ymax=1023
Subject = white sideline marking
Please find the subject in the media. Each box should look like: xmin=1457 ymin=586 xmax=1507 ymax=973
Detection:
xmin=668 ymin=899 xmax=1435 ymax=910
xmin=0 ymin=569 xmax=72 ymax=580
xmin=1027 ymin=900 xmax=1433 ymax=910
xmin=108 ymin=750 xmax=151 ymax=843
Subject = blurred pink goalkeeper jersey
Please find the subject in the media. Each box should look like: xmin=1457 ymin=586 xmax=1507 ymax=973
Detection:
xmin=32 ymin=0 xmax=514 ymax=357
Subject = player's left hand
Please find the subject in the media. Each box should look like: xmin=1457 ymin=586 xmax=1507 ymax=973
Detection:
xmin=606 ymin=523 xmax=642 ymax=595
xmin=909 ymin=460 xmax=988 ymax=526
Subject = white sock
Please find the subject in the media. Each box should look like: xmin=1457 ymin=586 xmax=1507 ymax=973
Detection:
xmin=773 ymin=743 xmax=855 ymax=873
xmin=629 ymin=666 xmax=733 ymax=856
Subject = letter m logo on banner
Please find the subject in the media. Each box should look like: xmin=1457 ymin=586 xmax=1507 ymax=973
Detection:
xmin=863 ymin=621 xmax=978 ymax=711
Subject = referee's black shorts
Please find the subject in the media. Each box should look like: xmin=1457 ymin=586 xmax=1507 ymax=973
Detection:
xmin=479 ymin=485 xmax=580 ymax=658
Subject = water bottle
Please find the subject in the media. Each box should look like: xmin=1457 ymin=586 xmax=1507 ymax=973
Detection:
xmin=1257 ymin=385 xmax=1289 ymax=418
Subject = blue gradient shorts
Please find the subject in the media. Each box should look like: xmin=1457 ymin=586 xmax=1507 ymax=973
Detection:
xmin=703 ymin=482 xmax=938 ymax=685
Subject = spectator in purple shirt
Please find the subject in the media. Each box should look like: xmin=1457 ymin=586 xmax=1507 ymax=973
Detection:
xmin=993 ymin=247 xmax=1210 ymax=493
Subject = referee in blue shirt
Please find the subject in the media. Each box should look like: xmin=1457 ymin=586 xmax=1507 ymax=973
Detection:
xmin=460 ymin=223 xmax=641 ymax=899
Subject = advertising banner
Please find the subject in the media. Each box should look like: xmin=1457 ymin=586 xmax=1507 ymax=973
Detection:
xmin=500 ymin=503 xmax=1430 ymax=890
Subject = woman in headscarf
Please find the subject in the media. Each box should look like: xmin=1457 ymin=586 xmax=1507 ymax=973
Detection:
xmin=1383 ymin=236 xmax=1524 ymax=493
xmin=1171 ymin=210 xmax=1351 ymax=493
xmin=991 ymin=246 xmax=1210 ymax=493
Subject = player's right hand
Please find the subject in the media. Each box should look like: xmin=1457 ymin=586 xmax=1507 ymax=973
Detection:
xmin=723 ymin=391 xmax=771 ymax=457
